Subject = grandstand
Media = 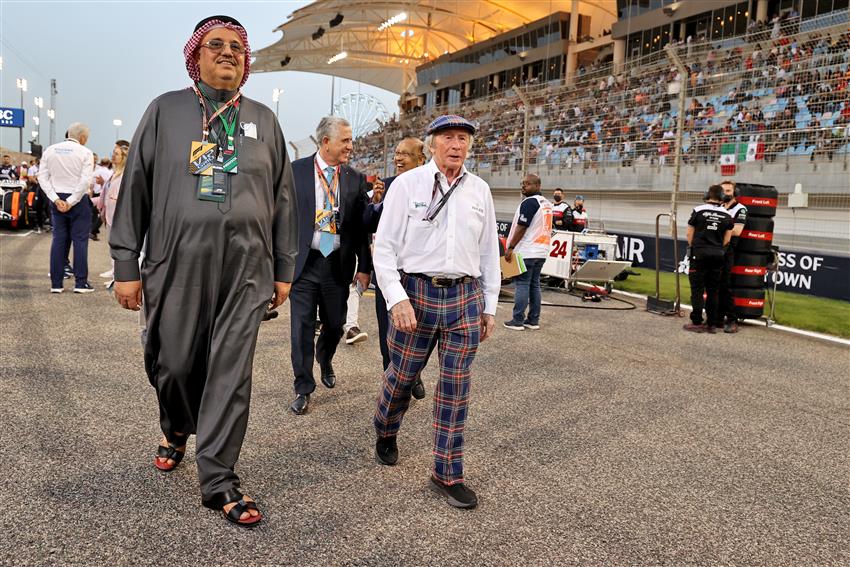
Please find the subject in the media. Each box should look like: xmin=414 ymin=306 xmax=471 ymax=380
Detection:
xmin=254 ymin=1 xmax=849 ymax=254
xmin=348 ymin=12 xmax=850 ymax=254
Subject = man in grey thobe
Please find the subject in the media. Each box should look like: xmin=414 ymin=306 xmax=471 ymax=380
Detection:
xmin=110 ymin=15 xmax=297 ymax=527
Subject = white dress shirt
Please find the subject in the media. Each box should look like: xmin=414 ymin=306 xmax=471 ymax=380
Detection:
xmin=37 ymin=138 xmax=94 ymax=207
xmin=310 ymin=152 xmax=341 ymax=252
xmin=373 ymin=159 xmax=500 ymax=315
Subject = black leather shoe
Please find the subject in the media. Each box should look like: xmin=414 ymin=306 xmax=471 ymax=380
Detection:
xmin=375 ymin=436 xmax=398 ymax=466
xmin=290 ymin=394 xmax=310 ymax=415
xmin=320 ymin=366 xmax=336 ymax=389
xmin=429 ymin=477 xmax=478 ymax=509
xmin=412 ymin=375 xmax=426 ymax=400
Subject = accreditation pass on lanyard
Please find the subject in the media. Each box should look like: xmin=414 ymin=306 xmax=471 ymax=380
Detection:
xmin=314 ymin=159 xmax=339 ymax=233
xmin=192 ymin=85 xmax=241 ymax=173
xmin=190 ymin=85 xmax=241 ymax=202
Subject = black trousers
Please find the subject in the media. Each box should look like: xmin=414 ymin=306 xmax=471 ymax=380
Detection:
xmin=90 ymin=197 xmax=102 ymax=236
xmin=688 ymin=253 xmax=725 ymax=327
xmin=289 ymin=249 xmax=348 ymax=395
xmin=32 ymin=186 xmax=50 ymax=229
xmin=718 ymin=250 xmax=737 ymax=324
xmin=374 ymin=282 xmax=391 ymax=371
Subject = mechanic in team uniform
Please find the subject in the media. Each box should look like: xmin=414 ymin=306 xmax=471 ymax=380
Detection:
xmin=551 ymin=188 xmax=571 ymax=231
xmin=718 ymin=180 xmax=748 ymax=334
xmin=0 ymin=154 xmax=19 ymax=181
xmin=569 ymin=194 xmax=588 ymax=231
xmin=684 ymin=184 xmax=734 ymax=334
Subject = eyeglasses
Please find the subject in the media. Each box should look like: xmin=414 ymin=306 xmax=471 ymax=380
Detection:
xmin=200 ymin=39 xmax=246 ymax=55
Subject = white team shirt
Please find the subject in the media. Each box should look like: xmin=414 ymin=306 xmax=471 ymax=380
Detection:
xmin=373 ymin=159 xmax=501 ymax=315
xmin=509 ymin=194 xmax=553 ymax=259
xmin=37 ymin=138 xmax=94 ymax=207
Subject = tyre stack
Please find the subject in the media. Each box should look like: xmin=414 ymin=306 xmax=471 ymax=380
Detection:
xmin=731 ymin=183 xmax=778 ymax=319
xmin=0 ymin=182 xmax=29 ymax=229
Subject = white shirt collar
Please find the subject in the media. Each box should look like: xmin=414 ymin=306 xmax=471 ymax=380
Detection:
xmin=426 ymin=158 xmax=468 ymax=183
xmin=315 ymin=151 xmax=337 ymax=172
xmin=65 ymin=137 xmax=81 ymax=144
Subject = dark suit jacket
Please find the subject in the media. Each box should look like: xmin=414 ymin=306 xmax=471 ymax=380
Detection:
xmin=292 ymin=154 xmax=372 ymax=284
xmin=363 ymin=175 xmax=397 ymax=234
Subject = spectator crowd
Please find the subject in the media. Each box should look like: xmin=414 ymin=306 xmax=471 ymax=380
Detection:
xmin=351 ymin=24 xmax=849 ymax=174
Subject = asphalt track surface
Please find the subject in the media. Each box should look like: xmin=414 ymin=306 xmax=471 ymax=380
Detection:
xmin=1 ymin=230 xmax=848 ymax=566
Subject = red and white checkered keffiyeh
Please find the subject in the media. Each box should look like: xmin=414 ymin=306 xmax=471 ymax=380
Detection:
xmin=184 ymin=19 xmax=251 ymax=88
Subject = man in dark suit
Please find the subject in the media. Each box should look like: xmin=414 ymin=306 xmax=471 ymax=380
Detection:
xmin=364 ymin=137 xmax=427 ymax=398
xmin=289 ymin=116 xmax=372 ymax=414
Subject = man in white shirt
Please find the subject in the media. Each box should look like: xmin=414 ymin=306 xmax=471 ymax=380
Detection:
xmin=372 ymin=115 xmax=499 ymax=509
xmin=503 ymin=174 xmax=553 ymax=331
xmin=37 ymin=122 xmax=95 ymax=293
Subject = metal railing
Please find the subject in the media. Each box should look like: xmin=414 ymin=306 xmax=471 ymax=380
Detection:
xmin=350 ymin=15 xmax=850 ymax=249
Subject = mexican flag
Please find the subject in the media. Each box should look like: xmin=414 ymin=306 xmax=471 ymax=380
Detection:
xmin=719 ymin=142 xmax=747 ymax=175
xmin=745 ymin=140 xmax=765 ymax=161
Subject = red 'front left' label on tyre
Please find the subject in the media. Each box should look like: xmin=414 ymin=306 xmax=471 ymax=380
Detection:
xmin=741 ymin=230 xmax=772 ymax=240
xmin=738 ymin=196 xmax=777 ymax=207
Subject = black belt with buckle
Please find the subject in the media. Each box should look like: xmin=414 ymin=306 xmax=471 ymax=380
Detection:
xmin=406 ymin=272 xmax=474 ymax=288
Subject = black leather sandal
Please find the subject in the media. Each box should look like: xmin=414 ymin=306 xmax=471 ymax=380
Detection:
xmin=202 ymin=488 xmax=263 ymax=527
xmin=153 ymin=434 xmax=188 ymax=472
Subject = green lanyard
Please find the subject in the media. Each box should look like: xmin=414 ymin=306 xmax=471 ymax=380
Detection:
xmin=205 ymin=99 xmax=239 ymax=173
xmin=209 ymin=102 xmax=237 ymax=151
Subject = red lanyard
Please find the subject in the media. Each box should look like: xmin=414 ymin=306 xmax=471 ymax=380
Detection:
xmin=192 ymin=85 xmax=241 ymax=143
xmin=314 ymin=159 xmax=339 ymax=209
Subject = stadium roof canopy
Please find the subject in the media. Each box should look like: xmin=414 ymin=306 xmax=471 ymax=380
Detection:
xmin=252 ymin=0 xmax=617 ymax=94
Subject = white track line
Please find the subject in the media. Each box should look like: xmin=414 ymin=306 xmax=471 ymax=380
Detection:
xmin=613 ymin=289 xmax=850 ymax=347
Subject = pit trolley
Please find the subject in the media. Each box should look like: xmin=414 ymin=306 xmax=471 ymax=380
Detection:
xmin=541 ymin=228 xmax=631 ymax=292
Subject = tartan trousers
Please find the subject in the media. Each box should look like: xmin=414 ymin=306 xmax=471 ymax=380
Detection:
xmin=374 ymin=272 xmax=484 ymax=485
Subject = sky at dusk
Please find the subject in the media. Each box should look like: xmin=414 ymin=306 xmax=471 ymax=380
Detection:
xmin=0 ymin=0 xmax=399 ymax=157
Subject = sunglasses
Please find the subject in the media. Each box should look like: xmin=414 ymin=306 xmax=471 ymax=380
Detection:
xmin=200 ymin=39 xmax=246 ymax=55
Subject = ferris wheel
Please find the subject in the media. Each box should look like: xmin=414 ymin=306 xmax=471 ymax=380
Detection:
xmin=333 ymin=93 xmax=389 ymax=138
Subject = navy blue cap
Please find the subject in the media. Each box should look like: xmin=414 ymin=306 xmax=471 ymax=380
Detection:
xmin=425 ymin=115 xmax=477 ymax=136
xmin=575 ymin=195 xmax=585 ymax=200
